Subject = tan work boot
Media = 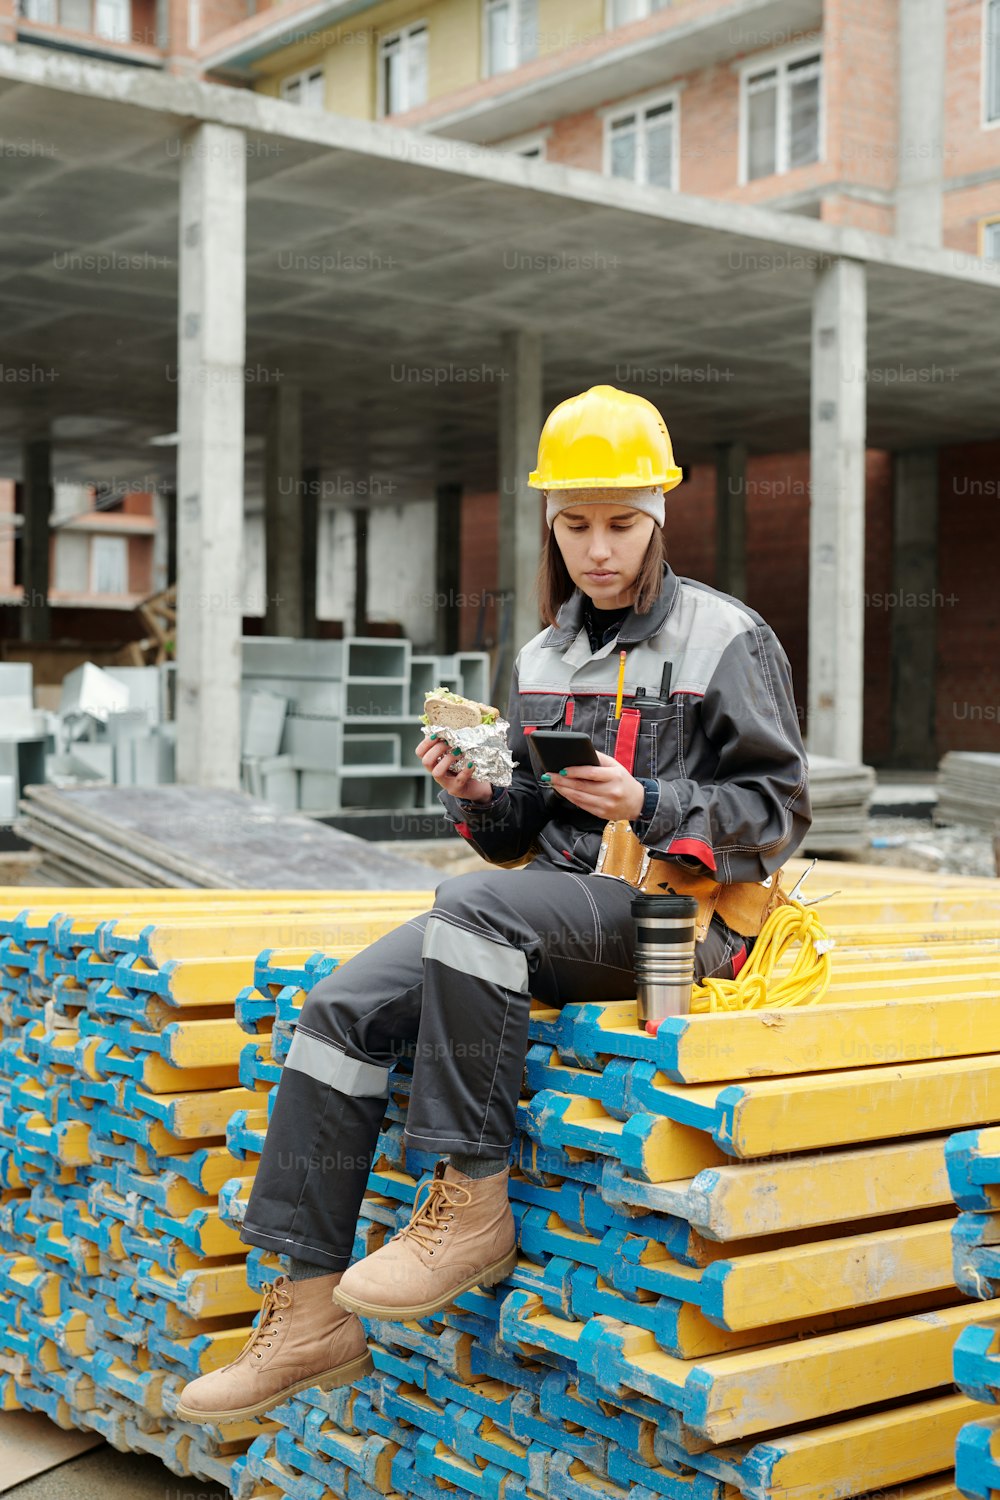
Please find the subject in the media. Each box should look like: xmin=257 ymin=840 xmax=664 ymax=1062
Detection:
xmin=332 ymin=1160 xmax=517 ymax=1321
xmin=175 ymin=1270 xmax=372 ymax=1423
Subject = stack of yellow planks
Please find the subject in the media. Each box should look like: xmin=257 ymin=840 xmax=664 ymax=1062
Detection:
xmin=1 ymin=860 xmax=998 ymax=1500
xmin=0 ymin=886 xmax=432 ymax=1494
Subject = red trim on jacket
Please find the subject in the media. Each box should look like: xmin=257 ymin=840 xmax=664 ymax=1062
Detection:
xmin=668 ymin=837 xmax=718 ymax=873
xmin=612 ymin=708 xmax=641 ymax=775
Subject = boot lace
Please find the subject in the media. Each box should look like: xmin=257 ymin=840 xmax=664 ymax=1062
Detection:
xmin=237 ymin=1277 xmax=293 ymax=1362
xmin=395 ymin=1178 xmax=471 ymax=1254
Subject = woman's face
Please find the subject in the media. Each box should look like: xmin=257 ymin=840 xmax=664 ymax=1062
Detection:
xmin=552 ymin=502 xmax=656 ymax=609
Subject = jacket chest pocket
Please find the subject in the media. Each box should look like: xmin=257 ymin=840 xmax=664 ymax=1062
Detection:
xmin=519 ymin=693 xmax=568 ymax=733
xmin=606 ymin=700 xmax=682 ymax=779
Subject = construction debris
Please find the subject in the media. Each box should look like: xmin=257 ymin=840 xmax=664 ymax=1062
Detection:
xmin=13 ymin=785 xmax=441 ymax=890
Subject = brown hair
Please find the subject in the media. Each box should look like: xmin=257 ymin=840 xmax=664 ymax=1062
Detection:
xmin=534 ymin=524 xmax=668 ymax=629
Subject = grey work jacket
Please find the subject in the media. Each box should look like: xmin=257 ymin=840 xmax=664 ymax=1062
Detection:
xmin=438 ymin=559 xmax=812 ymax=884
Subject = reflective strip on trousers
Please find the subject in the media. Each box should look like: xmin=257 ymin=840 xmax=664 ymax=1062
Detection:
xmin=283 ymin=1026 xmax=391 ymax=1098
xmin=421 ymin=915 xmax=529 ymax=992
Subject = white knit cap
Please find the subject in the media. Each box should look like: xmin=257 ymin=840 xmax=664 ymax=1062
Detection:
xmin=545 ymin=486 xmax=665 ymax=529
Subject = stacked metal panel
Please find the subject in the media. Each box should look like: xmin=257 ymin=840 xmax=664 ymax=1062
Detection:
xmin=240 ymin=636 xmax=491 ymax=816
xmin=4 ymin=866 xmax=1000 ymax=1500
xmin=949 ymin=1127 xmax=1000 ymax=1499
xmin=937 ymin=753 xmax=1000 ymax=833
xmin=0 ymin=888 xmax=432 ymax=1497
xmin=798 ymin=753 xmax=877 ymax=853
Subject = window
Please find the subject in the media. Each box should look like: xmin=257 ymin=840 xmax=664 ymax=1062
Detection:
xmin=605 ymin=93 xmax=677 ymax=188
xmin=496 ymin=129 xmax=548 ymax=158
xmin=484 ymin=0 xmax=537 ymax=77
xmin=741 ymin=48 xmax=822 ymax=181
xmin=94 ymin=0 xmax=129 ymax=42
xmin=90 ymin=536 xmax=128 ymax=596
xmin=607 ymin=0 xmax=668 ymax=28
xmin=379 ymin=21 xmax=428 ymax=115
xmin=19 ymin=0 xmax=57 ymax=22
xmin=983 ymin=218 xmax=1000 ymax=259
xmin=987 ymin=0 xmax=1000 ymax=121
xmin=280 ymin=67 xmax=325 ymax=109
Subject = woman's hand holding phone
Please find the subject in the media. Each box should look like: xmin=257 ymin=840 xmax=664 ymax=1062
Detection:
xmin=415 ymin=735 xmax=494 ymax=803
xmin=541 ymin=749 xmax=647 ymax=821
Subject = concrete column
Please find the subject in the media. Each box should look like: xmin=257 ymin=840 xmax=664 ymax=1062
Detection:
xmin=496 ymin=330 xmax=543 ymax=703
xmin=175 ymin=121 xmax=246 ymax=790
xmin=21 ymin=438 xmax=52 ymax=643
xmin=896 ymin=0 xmax=946 ymax=247
xmin=151 ymin=484 xmax=173 ymax=595
xmin=264 ymin=381 xmax=304 ymax=637
xmin=434 ymin=481 xmax=462 ymax=657
xmin=808 ymin=257 xmax=867 ymax=764
xmin=714 ymin=441 xmax=747 ymax=600
xmin=353 ymin=508 xmax=368 ymax=636
xmin=301 ymin=464 xmax=320 ymax=638
xmin=0 ymin=481 xmax=15 ymax=595
xmin=889 ymin=449 xmax=939 ymax=768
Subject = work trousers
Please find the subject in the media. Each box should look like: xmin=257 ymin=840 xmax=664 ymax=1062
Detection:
xmin=240 ymin=858 xmax=750 ymax=1270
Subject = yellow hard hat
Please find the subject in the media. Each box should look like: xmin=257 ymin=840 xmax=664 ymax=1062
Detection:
xmin=528 ymin=384 xmax=683 ymax=491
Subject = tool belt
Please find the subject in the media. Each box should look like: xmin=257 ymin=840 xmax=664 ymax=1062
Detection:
xmin=593 ymin=819 xmax=790 ymax=943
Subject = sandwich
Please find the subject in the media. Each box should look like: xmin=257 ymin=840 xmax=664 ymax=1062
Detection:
xmin=421 ymin=686 xmax=500 ymax=729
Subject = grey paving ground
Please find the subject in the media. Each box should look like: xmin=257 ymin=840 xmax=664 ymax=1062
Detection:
xmin=5 ymin=1445 xmax=229 ymax=1500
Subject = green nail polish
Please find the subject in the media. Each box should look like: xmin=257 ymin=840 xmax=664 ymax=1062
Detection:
xmin=558 ymin=768 xmax=568 ymax=775
xmin=451 ymin=747 xmax=462 ymax=755
xmin=540 ymin=773 xmax=551 ymax=783
xmin=430 ymin=733 xmax=438 ymax=740
xmin=466 ymin=761 xmax=474 ymax=769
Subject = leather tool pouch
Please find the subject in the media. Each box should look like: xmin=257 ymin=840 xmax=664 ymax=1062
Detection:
xmin=593 ymin=818 xmax=790 ymax=943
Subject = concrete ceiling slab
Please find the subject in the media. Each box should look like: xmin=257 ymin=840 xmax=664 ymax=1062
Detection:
xmin=0 ymin=46 xmax=998 ymax=504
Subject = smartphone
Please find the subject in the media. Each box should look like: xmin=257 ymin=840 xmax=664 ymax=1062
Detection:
xmin=527 ymin=730 xmax=601 ymax=775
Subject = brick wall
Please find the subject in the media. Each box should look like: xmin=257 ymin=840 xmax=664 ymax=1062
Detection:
xmin=450 ymin=439 xmax=1000 ymax=765
xmin=458 ymin=449 xmax=905 ymax=762
xmin=941 ymin=0 xmax=1000 ymax=252
xmin=664 ymin=450 xmax=895 ymax=760
xmin=459 ymin=487 xmax=500 ymax=653
xmin=937 ymin=440 xmax=1000 ymax=752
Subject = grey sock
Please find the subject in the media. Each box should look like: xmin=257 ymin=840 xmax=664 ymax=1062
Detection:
xmin=449 ymin=1152 xmax=507 ymax=1179
xmin=287 ymin=1255 xmax=338 ymax=1282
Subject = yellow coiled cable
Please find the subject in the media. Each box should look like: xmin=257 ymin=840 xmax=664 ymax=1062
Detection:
xmin=689 ymin=897 xmax=835 ymax=1013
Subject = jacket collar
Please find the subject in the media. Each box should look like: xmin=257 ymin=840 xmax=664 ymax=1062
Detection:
xmin=545 ymin=560 xmax=679 ymax=650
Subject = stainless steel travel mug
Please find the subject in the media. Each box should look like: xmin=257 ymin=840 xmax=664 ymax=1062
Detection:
xmin=631 ymin=892 xmax=699 ymax=1027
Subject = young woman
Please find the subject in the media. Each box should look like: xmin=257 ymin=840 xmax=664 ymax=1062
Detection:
xmin=176 ymin=385 xmax=811 ymax=1426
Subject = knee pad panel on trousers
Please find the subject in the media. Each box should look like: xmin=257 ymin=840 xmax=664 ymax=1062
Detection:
xmin=295 ymin=970 xmax=356 ymax=1048
xmin=431 ymin=869 xmax=517 ymax=923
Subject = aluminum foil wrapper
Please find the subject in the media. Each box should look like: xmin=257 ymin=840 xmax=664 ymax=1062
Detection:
xmin=421 ymin=717 xmax=517 ymax=789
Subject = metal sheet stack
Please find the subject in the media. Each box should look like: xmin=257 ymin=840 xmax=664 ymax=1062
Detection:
xmin=937 ymin=753 xmax=1000 ymax=833
xmin=3 ymin=863 xmax=1000 ymax=1500
xmin=14 ymin=785 xmax=441 ymax=890
xmin=799 ymin=754 xmax=877 ymax=853
xmin=947 ymin=1127 xmax=1000 ymax=1498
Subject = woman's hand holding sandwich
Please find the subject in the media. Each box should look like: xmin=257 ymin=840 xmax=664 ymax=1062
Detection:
xmin=415 ymin=735 xmax=494 ymax=802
